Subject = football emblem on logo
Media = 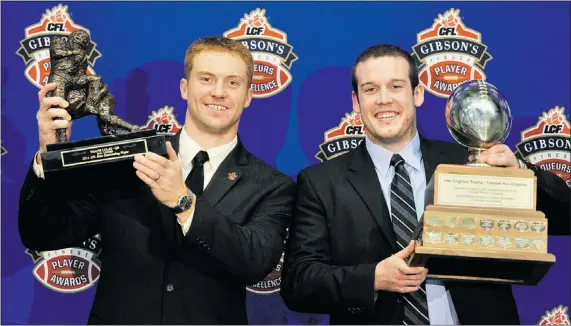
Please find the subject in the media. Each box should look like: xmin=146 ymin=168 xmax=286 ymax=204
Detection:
xmin=33 ymin=249 xmax=101 ymax=292
xmin=26 ymin=235 xmax=102 ymax=293
xmin=411 ymin=8 xmax=492 ymax=98
xmin=26 ymin=235 xmax=101 ymax=293
xmin=17 ymin=4 xmax=101 ymax=89
xmin=224 ymin=8 xmax=298 ymax=98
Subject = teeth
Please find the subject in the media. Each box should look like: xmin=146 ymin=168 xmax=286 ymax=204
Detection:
xmin=377 ymin=112 xmax=397 ymax=118
xmin=207 ymin=104 xmax=227 ymax=111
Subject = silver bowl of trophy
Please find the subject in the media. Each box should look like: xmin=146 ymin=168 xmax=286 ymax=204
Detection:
xmin=445 ymin=80 xmax=513 ymax=166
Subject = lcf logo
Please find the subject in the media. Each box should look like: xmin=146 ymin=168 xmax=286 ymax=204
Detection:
xmin=17 ymin=4 xmax=101 ymax=89
xmin=140 ymin=106 xmax=183 ymax=136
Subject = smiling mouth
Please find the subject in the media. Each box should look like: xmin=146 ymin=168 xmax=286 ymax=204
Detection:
xmin=206 ymin=104 xmax=229 ymax=111
xmin=375 ymin=111 xmax=399 ymax=119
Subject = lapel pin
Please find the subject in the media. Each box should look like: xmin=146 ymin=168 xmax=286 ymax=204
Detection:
xmin=228 ymin=172 xmax=237 ymax=181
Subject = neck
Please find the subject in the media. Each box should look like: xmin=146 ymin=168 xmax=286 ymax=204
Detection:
xmin=184 ymin=114 xmax=237 ymax=150
xmin=368 ymin=127 xmax=417 ymax=153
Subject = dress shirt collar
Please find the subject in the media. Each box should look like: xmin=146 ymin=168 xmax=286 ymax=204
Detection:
xmin=178 ymin=127 xmax=237 ymax=171
xmin=365 ymin=130 xmax=423 ymax=178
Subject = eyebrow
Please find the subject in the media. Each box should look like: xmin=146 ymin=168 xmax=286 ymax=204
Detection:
xmin=360 ymin=81 xmax=376 ymax=88
xmin=196 ymin=71 xmax=245 ymax=81
xmin=360 ymin=79 xmax=407 ymax=87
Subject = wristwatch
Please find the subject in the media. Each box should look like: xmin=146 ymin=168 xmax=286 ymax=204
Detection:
xmin=172 ymin=189 xmax=194 ymax=214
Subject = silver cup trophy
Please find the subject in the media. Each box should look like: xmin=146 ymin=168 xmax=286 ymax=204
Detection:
xmin=409 ymin=79 xmax=555 ymax=286
xmin=445 ymin=80 xmax=513 ymax=166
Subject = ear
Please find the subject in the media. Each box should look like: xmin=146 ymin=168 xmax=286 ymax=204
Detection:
xmin=243 ymin=87 xmax=253 ymax=109
xmin=352 ymin=91 xmax=361 ymax=114
xmin=180 ymin=78 xmax=188 ymax=100
xmin=413 ymin=84 xmax=425 ymax=108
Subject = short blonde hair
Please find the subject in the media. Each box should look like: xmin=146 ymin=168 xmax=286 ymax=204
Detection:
xmin=184 ymin=37 xmax=254 ymax=85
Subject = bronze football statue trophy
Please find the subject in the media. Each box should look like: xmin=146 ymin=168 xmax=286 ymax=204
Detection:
xmin=47 ymin=29 xmax=141 ymax=142
xmin=40 ymin=29 xmax=166 ymax=179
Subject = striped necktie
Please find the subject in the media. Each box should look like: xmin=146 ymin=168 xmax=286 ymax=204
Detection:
xmin=390 ymin=154 xmax=430 ymax=325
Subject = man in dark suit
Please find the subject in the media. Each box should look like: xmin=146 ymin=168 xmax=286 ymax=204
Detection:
xmin=280 ymin=44 xmax=570 ymax=325
xmin=19 ymin=37 xmax=294 ymax=324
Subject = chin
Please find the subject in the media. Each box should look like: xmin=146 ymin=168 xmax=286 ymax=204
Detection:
xmin=206 ymin=122 xmax=235 ymax=133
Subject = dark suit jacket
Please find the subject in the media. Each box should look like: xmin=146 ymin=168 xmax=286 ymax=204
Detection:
xmin=18 ymin=132 xmax=295 ymax=324
xmin=280 ymin=137 xmax=570 ymax=325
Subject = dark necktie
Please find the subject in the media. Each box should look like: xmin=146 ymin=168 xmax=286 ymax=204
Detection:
xmin=390 ymin=154 xmax=430 ymax=325
xmin=185 ymin=150 xmax=209 ymax=197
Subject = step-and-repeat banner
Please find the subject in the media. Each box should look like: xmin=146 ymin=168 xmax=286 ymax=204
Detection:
xmin=2 ymin=2 xmax=569 ymax=325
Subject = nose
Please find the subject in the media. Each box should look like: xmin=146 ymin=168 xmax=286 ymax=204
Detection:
xmin=376 ymin=87 xmax=393 ymax=105
xmin=210 ymin=81 xmax=226 ymax=98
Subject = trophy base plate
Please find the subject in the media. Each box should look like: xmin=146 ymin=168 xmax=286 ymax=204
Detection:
xmin=41 ymin=129 xmax=167 ymax=182
xmin=408 ymin=246 xmax=555 ymax=285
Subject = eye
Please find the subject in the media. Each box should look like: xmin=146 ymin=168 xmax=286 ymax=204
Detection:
xmin=364 ymin=87 xmax=376 ymax=93
xmin=229 ymin=80 xmax=240 ymax=86
xmin=199 ymin=76 xmax=211 ymax=82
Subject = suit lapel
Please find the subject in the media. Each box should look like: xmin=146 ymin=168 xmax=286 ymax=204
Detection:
xmin=347 ymin=143 xmax=398 ymax=252
xmin=201 ymin=139 xmax=247 ymax=207
xmin=419 ymin=135 xmax=440 ymax=185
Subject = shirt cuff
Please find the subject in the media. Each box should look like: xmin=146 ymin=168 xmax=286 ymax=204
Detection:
xmin=33 ymin=151 xmax=45 ymax=179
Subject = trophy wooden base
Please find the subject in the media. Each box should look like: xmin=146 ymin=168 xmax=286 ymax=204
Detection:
xmin=408 ymin=246 xmax=555 ymax=285
xmin=40 ymin=129 xmax=167 ymax=182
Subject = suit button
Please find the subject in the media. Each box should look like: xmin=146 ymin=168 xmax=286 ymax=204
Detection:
xmin=397 ymin=296 xmax=403 ymax=303
xmin=166 ymin=284 xmax=174 ymax=292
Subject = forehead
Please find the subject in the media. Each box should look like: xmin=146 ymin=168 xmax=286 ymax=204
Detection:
xmin=191 ymin=51 xmax=248 ymax=77
xmin=355 ymin=56 xmax=411 ymax=84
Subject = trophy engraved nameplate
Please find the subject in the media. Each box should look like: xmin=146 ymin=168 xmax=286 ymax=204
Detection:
xmin=409 ymin=80 xmax=556 ymax=285
xmin=40 ymin=29 xmax=167 ymax=179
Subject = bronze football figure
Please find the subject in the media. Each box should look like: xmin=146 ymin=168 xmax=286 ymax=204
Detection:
xmin=47 ymin=29 xmax=140 ymax=142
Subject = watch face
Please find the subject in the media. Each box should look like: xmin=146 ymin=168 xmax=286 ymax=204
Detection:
xmin=179 ymin=195 xmax=193 ymax=210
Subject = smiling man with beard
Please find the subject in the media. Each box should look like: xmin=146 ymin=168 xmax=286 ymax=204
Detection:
xmin=19 ymin=37 xmax=294 ymax=324
xmin=280 ymin=44 xmax=570 ymax=325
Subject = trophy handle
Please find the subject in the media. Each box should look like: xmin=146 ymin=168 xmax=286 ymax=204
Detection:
xmin=56 ymin=126 xmax=67 ymax=143
xmin=467 ymin=147 xmax=490 ymax=167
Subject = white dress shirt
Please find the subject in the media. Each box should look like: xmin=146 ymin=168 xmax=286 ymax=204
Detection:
xmin=32 ymin=128 xmax=237 ymax=236
xmin=176 ymin=128 xmax=237 ymax=234
xmin=365 ymin=132 xmax=460 ymax=325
